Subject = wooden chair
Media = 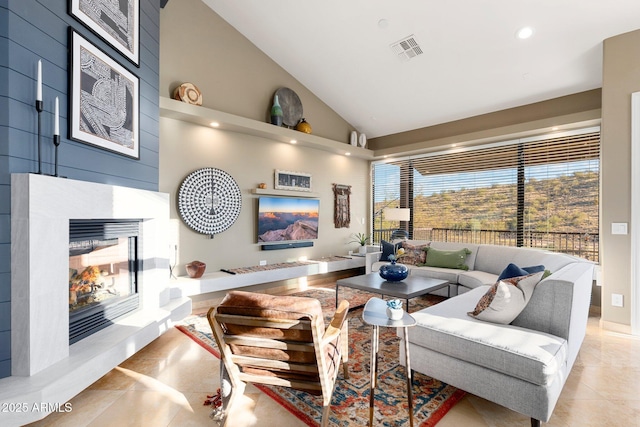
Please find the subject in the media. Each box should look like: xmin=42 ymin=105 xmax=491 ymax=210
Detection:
xmin=207 ymin=290 xmax=350 ymax=427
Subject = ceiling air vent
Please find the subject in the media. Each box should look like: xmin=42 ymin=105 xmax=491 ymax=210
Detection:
xmin=390 ymin=35 xmax=423 ymax=61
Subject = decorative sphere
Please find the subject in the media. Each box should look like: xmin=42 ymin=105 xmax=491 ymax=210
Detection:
xmin=379 ymin=262 xmax=408 ymax=281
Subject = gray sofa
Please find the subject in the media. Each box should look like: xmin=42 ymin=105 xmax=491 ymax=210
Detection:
xmin=366 ymin=241 xmax=595 ymax=425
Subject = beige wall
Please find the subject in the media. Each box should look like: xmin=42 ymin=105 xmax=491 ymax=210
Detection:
xmin=159 ymin=0 xmax=368 ymax=276
xmin=159 ymin=0 xmax=355 ymax=143
xmin=600 ymin=29 xmax=640 ymax=329
xmin=368 ymin=90 xmax=601 ymax=154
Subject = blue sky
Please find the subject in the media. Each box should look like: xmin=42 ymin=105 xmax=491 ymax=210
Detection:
xmin=258 ymin=196 xmax=319 ymax=213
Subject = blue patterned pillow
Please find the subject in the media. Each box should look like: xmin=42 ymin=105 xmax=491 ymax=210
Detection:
xmin=497 ymin=263 xmax=545 ymax=281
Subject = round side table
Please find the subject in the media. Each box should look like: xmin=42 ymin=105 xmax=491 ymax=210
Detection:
xmin=362 ymin=297 xmax=417 ymax=427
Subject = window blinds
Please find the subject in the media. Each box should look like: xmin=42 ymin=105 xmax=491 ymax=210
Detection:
xmin=372 ymin=129 xmax=600 ymax=259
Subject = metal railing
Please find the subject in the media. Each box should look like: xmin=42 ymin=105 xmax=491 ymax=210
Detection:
xmin=374 ymin=227 xmax=599 ymax=262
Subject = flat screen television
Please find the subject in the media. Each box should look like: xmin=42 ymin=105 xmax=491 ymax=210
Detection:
xmin=258 ymin=196 xmax=319 ymax=243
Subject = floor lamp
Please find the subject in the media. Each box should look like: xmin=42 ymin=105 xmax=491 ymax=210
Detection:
xmin=383 ymin=208 xmax=411 ymax=240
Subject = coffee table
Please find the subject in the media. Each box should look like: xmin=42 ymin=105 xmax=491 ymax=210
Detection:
xmin=335 ymin=273 xmax=450 ymax=309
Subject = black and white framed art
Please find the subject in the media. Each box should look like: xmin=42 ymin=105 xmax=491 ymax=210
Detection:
xmin=69 ymin=30 xmax=139 ymax=159
xmin=70 ymin=0 xmax=140 ymax=65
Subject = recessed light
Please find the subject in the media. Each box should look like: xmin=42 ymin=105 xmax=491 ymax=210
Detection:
xmin=552 ymin=126 xmax=559 ymax=131
xmin=209 ymin=121 xmax=220 ymax=127
xmin=516 ymin=26 xmax=534 ymax=40
xmin=345 ymin=152 xmax=351 ymax=156
xmin=290 ymin=139 xmax=297 ymax=144
xmin=378 ymin=19 xmax=389 ymax=29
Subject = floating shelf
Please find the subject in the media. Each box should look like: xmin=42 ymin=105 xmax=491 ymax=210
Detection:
xmin=159 ymin=97 xmax=374 ymax=160
xmin=250 ymin=188 xmax=319 ymax=198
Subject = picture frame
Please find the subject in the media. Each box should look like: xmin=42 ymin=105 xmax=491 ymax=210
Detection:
xmin=69 ymin=29 xmax=139 ymax=159
xmin=70 ymin=0 xmax=140 ymax=66
xmin=275 ymin=170 xmax=312 ymax=192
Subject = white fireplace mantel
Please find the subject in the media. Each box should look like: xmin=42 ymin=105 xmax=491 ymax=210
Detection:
xmin=1 ymin=174 xmax=191 ymax=426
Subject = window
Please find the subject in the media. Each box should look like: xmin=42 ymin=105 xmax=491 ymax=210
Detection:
xmin=372 ymin=128 xmax=600 ymax=261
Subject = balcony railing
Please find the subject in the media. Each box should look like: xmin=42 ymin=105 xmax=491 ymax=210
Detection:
xmin=374 ymin=227 xmax=599 ymax=262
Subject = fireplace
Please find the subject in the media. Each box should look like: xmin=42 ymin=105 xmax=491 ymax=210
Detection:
xmin=9 ymin=173 xmax=190 ymax=394
xmin=68 ymin=219 xmax=141 ymax=344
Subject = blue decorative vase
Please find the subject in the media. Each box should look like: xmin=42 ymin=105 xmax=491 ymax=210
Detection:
xmin=379 ymin=261 xmax=408 ymax=281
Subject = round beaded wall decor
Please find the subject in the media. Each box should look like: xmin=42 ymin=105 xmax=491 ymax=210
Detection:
xmin=178 ymin=167 xmax=242 ymax=237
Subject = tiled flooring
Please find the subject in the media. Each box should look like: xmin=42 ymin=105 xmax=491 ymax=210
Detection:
xmin=27 ymin=300 xmax=640 ymax=426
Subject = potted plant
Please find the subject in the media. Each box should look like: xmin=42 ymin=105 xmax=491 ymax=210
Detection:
xmin=386 ymin=299 xmax=404 ymax=320
xmin=349 ymin=232 xmax=371 ymax=255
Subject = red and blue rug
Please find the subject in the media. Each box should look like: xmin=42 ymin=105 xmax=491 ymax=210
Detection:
xmin=177 ymin=286 xmax=465 ymax=427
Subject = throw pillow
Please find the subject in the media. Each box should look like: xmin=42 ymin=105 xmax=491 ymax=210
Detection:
xmin=380 ymin=240 xmax=400 ymax=262
xmin=497 ymin=263 xmax=545 ymax=281
xmin=399 ymin=241 xmax=429 ymax=265
xmin=468 ymin=271 xmax=544 ymax=324
xmin=423 ymin=247 xmax=471 ymax=270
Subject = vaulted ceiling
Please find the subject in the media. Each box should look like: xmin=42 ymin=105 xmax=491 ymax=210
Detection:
xmin=201 ymin=0 xmax=640 ymax=139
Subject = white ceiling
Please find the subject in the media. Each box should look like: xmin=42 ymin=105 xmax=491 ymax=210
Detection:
xmin=201 ymin=0 xmax=640 ymax=139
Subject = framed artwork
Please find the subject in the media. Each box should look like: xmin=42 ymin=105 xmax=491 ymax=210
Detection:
xmin=275 ymin=170 xmax=312 ymax=191
xmin=70 ymin=0 xmax=140 ymax=65
xmin=69 ymin=30 xmax=139 ymax=159
xmin=333 ymin=184 xmax=351 ymax=228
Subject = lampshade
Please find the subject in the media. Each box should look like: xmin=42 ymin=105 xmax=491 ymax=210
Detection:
xmin=383 ymin=208 xmax=410 ymax=222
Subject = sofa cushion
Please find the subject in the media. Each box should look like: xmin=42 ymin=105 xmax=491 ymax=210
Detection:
xmin=400 ymin=241 xmax=429 ymax=265
xmin=457 ymin=270 xmax=499 ymax=289
xmin=497 ymin=263 xmax=545 ymax=280
xmin=410 ymin=266 xmax=461 ymax=284
xmin=468 ymin=272 xmax=544 ymax=324
xmin=408 ymin=286 xmax=568 ymax=386
xmin=423 ymin=247 xmax=471 ymax=270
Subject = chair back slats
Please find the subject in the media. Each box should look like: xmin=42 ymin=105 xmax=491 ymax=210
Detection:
xmin=237 ymin=373 xmax=323 ymax=391
xmin=207 ymin=291 xmax=350 ymax=427
xmin=224 ymin=334 xmax=315 ymax=353
xmin=231 ymin=354 xmax=319 ymax=373
xmin=216 ymin=313 xmax=312 ymax=331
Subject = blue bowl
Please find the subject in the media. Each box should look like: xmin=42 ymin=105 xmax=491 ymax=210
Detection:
xmin=379 ymin=263 xmax=408 ymax=281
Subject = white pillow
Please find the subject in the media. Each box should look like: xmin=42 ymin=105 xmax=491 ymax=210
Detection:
xmin=467 ymin=271 xmax=544 ymax=324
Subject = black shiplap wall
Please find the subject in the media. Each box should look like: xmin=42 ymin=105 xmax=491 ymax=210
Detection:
xmin=0 ymin=0 xmax=160 ymax=378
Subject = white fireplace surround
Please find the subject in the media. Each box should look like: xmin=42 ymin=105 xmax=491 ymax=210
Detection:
xmin=1 ymin=174 xmax=191 ymax=426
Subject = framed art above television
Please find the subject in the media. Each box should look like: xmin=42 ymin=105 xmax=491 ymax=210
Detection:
xmin=275 ymin=170 xmax=312 ymax=192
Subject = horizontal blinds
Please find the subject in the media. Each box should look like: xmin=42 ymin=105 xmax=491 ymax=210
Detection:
xmin=373 ymin=130 xmax=600 ymax=253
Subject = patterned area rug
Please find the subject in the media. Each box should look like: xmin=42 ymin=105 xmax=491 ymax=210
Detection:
xmin=176 ymin=286 xmax=465 ymax=427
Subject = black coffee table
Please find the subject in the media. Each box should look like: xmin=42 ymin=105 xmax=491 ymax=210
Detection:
xmin=335 ymin=273 xmax=450 ymax=310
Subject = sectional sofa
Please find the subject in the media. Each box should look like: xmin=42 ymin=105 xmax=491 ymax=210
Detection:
xmin=365 ymin=240 xmax=595 ymax=425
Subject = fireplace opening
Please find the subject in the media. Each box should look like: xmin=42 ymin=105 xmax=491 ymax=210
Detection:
xmin=69 ymin=219 xmax=141 ymax=344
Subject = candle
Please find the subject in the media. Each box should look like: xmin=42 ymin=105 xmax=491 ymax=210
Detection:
xmin=37 ymin=60 xmax=42 ymax=102
xmin=54 ymin=97 xmax=59 ymax=136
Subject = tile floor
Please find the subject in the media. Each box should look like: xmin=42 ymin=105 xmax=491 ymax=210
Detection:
xmin=26 ymin=299 xmax=640 ymax=427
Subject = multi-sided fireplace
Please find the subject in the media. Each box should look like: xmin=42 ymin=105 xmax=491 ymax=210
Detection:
xmin=68 ymin=219 xmax=141 ymax=344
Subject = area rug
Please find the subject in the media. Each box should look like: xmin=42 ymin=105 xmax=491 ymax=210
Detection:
xmin=176 ymin=286 xmax=466 ymax=427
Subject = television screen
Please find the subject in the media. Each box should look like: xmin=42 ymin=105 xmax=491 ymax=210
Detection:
xmin=258 ymin=197 xmax=319 ymax=242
